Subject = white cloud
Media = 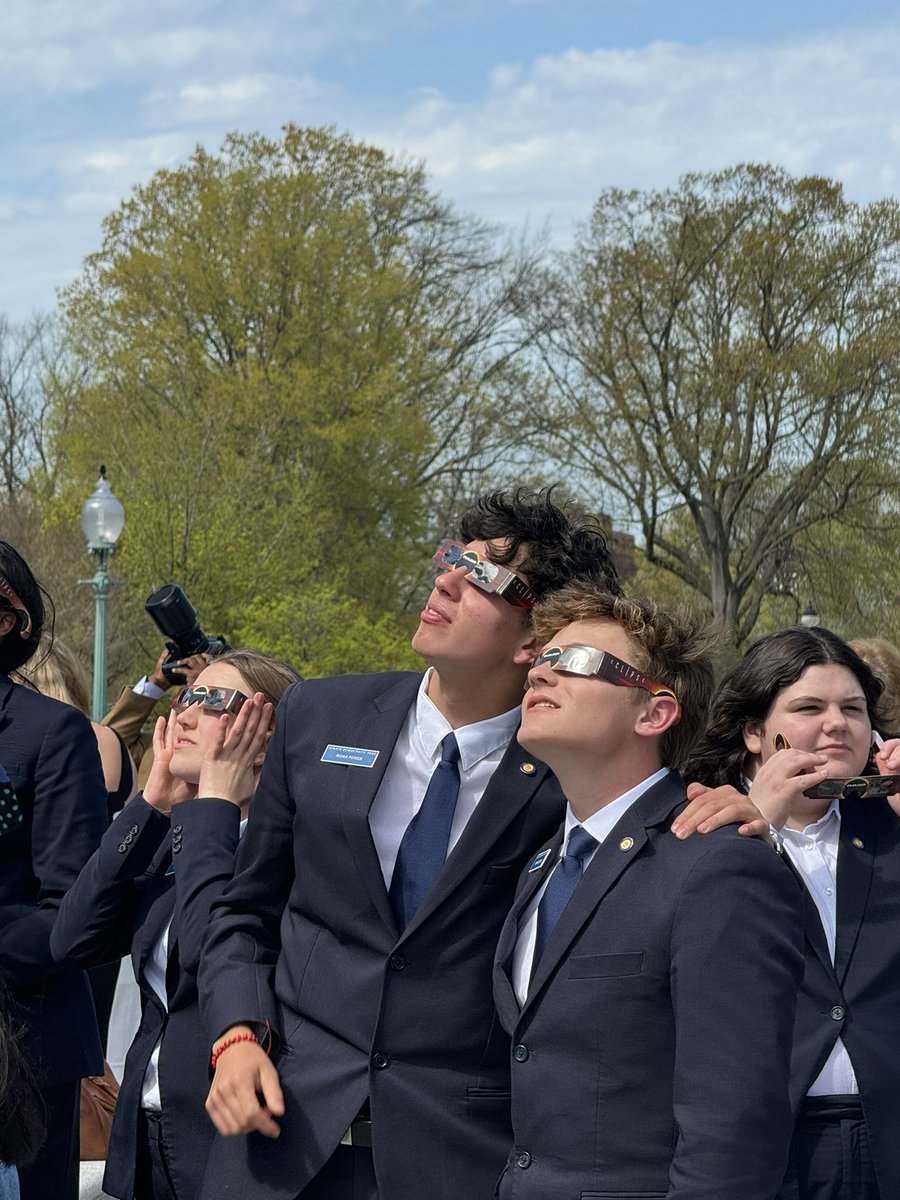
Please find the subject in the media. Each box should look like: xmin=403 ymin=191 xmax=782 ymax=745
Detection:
xmin=2 ymin=8 xmax=899 ymax=320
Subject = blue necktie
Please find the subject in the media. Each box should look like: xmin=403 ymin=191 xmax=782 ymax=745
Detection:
xmin=389 ymin=733 xmax=461 ymax=931
xmin=532 ymin=825 xmax=598 ymax=971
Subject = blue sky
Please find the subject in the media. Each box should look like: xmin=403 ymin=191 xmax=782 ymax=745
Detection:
xmin=3 ymin=0 xmax=899 ymax=320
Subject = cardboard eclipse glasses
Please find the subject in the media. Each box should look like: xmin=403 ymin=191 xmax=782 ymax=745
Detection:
xmin=432 ymin=540 xmax=538 ymax=609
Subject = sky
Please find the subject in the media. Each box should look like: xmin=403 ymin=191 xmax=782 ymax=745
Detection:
xmin=3 ymin=0 xmax=899 ymax=322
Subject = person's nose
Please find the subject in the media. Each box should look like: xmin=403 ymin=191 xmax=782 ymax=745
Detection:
xmin=822 ymin=704 xmax=848 ymax=733
xmin=434 ymin=565 xmax=466 ymax=600
xmin=176 ymin=701 xmax=199 ymax=730
xmin=526 ymin=659 xmax=558 ymax=692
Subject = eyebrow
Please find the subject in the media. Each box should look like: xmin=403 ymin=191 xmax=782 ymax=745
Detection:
xmin=788 ymin=693 xmax=867 ymax=704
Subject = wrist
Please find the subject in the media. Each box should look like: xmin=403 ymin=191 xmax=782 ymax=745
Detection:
xmin=211 ymin=1021 xmax=273 ymax=1068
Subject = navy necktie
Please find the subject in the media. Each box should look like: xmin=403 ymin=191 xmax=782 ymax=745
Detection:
xmin=532 ymin=824 xmax=598 ymax=971
xmin=389 ymin=733 xmax=461 ymax=931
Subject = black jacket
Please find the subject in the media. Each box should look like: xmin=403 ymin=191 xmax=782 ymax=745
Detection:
xmin=51 ymin=794 xmax=243 ymax=1200
xmin=199 ymin=672 xmax=565 ymax=1200
xmin=0 ymin=674 xmax=105 ymax=1087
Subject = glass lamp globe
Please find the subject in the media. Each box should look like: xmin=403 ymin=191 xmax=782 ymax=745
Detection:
xmin=80 ymin=467 xmax=125 ymax=546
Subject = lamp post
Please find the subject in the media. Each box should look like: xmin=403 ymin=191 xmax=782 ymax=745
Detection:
xmin=80 ymin=467 xmax=125 ymax=721
xmin=799 ymin=601 xmax=820 ymax=629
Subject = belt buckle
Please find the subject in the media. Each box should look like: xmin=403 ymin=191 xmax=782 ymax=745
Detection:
xmin=340 ymin=1118 xmax=373 ymax=1148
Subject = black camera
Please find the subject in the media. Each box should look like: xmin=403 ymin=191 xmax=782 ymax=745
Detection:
xmin=144 ymin=584 xmax=231 ymax=686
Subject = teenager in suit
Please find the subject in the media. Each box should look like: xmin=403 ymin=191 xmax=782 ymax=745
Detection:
xmin=0 ymin=541 xmax=108 ymax=1200
xmin=684 ymin=627 xmax=900 ymax=1200
xmin=198 ymin=489 xmax=620 ymax=1200
xmin=51 ymin=650 xmax=299 ymax=1200
xmin=493 ymin=586 xmax=804 ymax=1200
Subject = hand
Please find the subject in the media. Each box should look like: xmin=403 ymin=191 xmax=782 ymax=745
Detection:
xmin=206 ymin=1030 xmax=284 ymax=1138
xmin=148 ymin=649 xmax=174 ymax=691
xmin=196 ymin=693 xmax=273 ymax=806
xmin=874 ymin=737 xmax=900 ymax=817
xmin=142 ymin=713 xmax=195 ymax=813
xmin=673 ymin=783 xmax=771 ymax=840
xmin=178 ymin=652 xmax=211 ymax=687
xmin=739 ymin=748 xmax=830 ymax=831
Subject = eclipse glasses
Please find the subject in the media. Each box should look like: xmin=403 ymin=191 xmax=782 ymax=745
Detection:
xmin=433 ymin=540 xmax=537 ymax=609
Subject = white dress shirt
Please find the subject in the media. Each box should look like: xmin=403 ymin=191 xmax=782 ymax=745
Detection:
xmin=512 ymin=767 xmax=670 ymax=1007
xmin=368 ymin=669 xmax=520 ymax=888
xmin=132 ymin=675 xmax=166 ymax=701
xmin=141 ymin=816 xmax=248 ymax=1111
xmin=779 ymin=801 xmax=859 ymax=1096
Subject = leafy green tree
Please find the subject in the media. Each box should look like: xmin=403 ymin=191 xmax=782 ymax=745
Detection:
xmin=530 ymin=164 xmax=900 ymax=647
xmin=49 ymin=126 xmax=540 ymax=677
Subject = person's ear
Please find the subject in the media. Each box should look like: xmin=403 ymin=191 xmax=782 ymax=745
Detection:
xmin=743 ymin=721 xmax=763 ymax=756
xmin=0 ymin=610 xmax=17 ymax=640
xmin=512 ymin=627 xmax=540 ymax=668
xmin=634 ymin=694 xmax=680 ymax=739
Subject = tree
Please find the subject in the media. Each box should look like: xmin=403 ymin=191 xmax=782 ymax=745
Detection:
xmin=49 ymin=126 xmax=543 ymax=678
xmin=530 ymin=165 xmax=900 ymax=647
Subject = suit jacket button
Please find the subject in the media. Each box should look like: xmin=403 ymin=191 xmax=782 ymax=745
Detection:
xmin=516 ymin=1151 xmax=532 ymax=1169
xmin=117 ymin=842 xmax=127 ymax=853
xmin=372 ymin=1052 xmax=389 ymax=1069
xmin=130 ymin=825 xmax=139 ymax=835
xmin=831 ymin=1005 xmax=845 ymax=1021
xmin=172 ymin=824 xmax=183 ymax=834
xmin=389 ymin=954 xmax=406 ymax=971
xmin=123 ymin=833 xmax=134 ymax=844
xmin=513 ymin=1044 xmax=529 ymax=1062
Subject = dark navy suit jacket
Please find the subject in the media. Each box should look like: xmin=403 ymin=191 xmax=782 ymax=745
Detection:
xmin=493 ymin=771 xmax=805 ymax=1200
xmin=0 ymin=674 xmax=105 ymax=1087
xmin=51 ymin=794 xmax=242 ymax=1200
xmin=782 ymin=796 xmax=900 ymax=1200
xmin=199 ymin=672 xmax=565 ymax=1200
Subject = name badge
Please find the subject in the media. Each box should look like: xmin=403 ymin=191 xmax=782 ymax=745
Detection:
xmin=528 ymin=849 xmax=552 ymax=873
xmin=321 ymin=744 xmax=380 ymax=768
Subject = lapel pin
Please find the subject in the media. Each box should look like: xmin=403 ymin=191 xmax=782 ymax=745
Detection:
xmin=852 ymin=837 xmax=864 ymax=849
xmin=619 ymin=836 xmax=634 ymax=852
xmin=528 ymin=849 xmax=552 ymax=872
xmin=519 ymin=762 xmax=536 ymax=775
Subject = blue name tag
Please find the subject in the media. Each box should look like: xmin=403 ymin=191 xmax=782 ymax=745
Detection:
xmin=528 ymin=849 xmax=552 ymax=873
xmin=321 ymin=744 xmax=380 ymax=768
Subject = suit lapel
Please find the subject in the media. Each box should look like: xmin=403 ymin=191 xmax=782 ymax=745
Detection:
xmin=338 ymin=675 xmax=421 ymax=938
xmin=779 ymin=852 xmax=834 ymax=976
xmin=135 ymin=852 xmax=176 ymax=983
xmin=396 ymin=738 xmax=552 ymax=941
xmin=493 ymin=826 xmax=564 ymax=1029
xmin=834 ymin=797 xmax=876 ymax=984
xmin=521 ymin=773 xmax=681 ymax=1019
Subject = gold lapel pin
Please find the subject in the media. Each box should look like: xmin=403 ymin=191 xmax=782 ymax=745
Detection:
xmin=519 ymin=762 xmax=536 ymax=775
xmin=852 ymin=837 xmax=865 ymax=849
xmin=619 ymin=836 xmax=634 ymax=852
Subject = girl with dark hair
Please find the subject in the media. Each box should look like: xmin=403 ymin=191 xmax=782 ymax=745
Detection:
xmin=685 ymin=626 xmax=900 ymax=1200
xmin=0 ymin=542 xmax=108 ymax=1200
xmin=51 ymin=649 xmax=300 ymax=1200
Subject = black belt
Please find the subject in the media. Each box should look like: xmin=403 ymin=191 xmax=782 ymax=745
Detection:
xmin=799 ymin=1094 xmax=864 ymax=1122
xmin=140 ymin=1108 xmax=165 ymax=1143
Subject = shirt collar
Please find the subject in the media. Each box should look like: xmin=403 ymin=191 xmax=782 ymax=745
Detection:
xmin=564 ymin=766 xmax=671 ymax=846
xmin=414 ymin=667 xmax=520 ymax=770
xmin=782 ymin=798 xmax=841 ymax=842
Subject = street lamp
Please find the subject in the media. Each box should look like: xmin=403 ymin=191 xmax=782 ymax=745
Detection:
xmin=80 ymin=466 xmax=125 ymax=720
xmin=799 ymin=601 xmax=820 ymax=629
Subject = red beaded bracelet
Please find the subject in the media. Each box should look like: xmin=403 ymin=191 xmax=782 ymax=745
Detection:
xmin=210 ymin=1031 xmax=258 ymax=1070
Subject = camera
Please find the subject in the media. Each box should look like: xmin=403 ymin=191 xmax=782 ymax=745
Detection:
xmin=144 ymin=584 xmax=231 ymax=686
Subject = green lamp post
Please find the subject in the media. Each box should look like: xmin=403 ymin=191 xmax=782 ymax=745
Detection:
xmin=79 ymin=466 xmax=125 ymax=721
